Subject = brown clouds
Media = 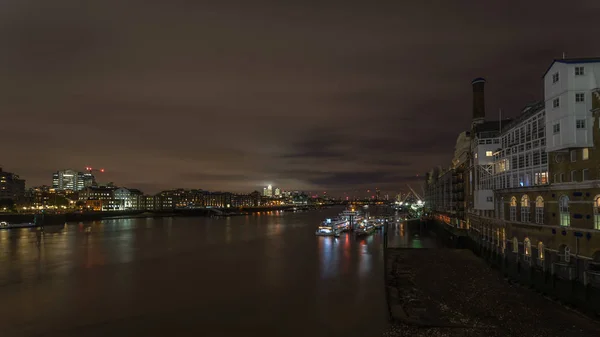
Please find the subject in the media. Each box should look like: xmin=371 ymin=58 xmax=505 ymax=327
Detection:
xmin=1 ymin=0 xmax=599 ymax=195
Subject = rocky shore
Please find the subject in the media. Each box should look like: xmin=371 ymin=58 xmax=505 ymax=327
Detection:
xmin=383 ymin=248 xmax=600 ymax=336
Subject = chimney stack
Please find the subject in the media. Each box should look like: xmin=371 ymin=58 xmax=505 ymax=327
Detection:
xmin=471 ymin=77 xmax=486 ymax=125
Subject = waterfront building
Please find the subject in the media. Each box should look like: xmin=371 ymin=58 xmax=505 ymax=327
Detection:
xmin=140 ymin=195 xmax=155 ymax=211
xmin=274 ymin=187 xmax=281 ymax=197
xmin=113 ymin=187 xmax=143 ymax=210
xmin=425 ymin=57 xmax=600 ymax=287
xmin=79 ymin=186 xmax=122 ymax=211
xmin=0 ymin=167 xmax=26 ymax=201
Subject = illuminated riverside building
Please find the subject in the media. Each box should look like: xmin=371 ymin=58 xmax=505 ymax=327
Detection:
xmin=425 ymin=58 xmax=600 ymax=285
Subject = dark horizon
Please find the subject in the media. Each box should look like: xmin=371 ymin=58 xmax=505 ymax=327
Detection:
xmin=1 ymin=0 xmax=599 ymax=195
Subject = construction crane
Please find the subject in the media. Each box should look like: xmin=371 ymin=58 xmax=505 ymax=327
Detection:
xmin=407 ymin=184 xmax=423 ymax=202
xmin=85 ymin=166 xmax=105 ymax=174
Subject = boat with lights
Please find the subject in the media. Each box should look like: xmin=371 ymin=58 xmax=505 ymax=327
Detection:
xmin=315 ymin=218 xmax=349 ymax=237
xmin=354 ymin=220 xmax=375 ymax=237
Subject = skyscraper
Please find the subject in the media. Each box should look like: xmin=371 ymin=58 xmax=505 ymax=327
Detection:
xmin=52 ymin=169 xmax=95 ymax=191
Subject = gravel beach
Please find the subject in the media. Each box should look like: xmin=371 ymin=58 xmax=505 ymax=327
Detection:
xmin=383 ymin=248 xmax=600 ymax=337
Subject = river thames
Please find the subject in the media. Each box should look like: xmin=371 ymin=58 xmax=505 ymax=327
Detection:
xmin=0 ymin=207 xmax=433 ymax=337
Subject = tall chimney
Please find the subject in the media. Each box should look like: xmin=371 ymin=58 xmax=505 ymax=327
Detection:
xmin=471 ymin=77 xmax=486 ymax=124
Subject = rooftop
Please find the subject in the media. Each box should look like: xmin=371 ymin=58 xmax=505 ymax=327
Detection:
xmin=499 ymin=101 xmax=545 ymax=135
xmin=542 ymin=57 xmax=600 ymax=77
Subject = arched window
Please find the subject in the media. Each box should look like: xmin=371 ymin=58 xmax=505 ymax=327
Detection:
xmin=538 ymin=241 xmax=544 ymax=260
xmin=558 ymin=245 xmax=570 ymax=263
xmin=524 ymin=238 xmax=531 ymax=256
xmin=535 ymin=196 xmax=544 ymax=224
xmin=510 ymin=197 xmax=517 ymax=221
xmin=521 ymin=195 xmax=530 ymax=222
xmin=559 ymin=195 xmax=570 ymax=227
xmin=594 ymin=195 xmax=600 ymax=230
xmin=512 ymin=237 xmax=519 ymax=253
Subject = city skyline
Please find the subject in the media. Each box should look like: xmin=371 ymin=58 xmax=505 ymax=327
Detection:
xmin=1 ymin=1 xmax=600 ymax=195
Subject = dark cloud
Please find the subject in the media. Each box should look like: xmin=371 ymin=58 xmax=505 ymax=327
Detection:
xmin=0 ymin=0 xmax=599 ymax=196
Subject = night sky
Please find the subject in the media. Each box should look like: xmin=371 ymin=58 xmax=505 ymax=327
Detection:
xmin=1 ymin=1 xmax=599 ymax=196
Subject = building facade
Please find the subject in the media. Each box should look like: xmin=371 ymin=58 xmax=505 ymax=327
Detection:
xmin=0 ymin=167 xmax=26 ymax=201
xmin=426 ymin=58 xmax=600 ymax=287
xmin=52 ymin=169 xmax=96 ymax=191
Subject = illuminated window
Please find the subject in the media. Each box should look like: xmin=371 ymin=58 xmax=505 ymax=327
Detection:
xmin=582 ymin=148 xmax=589 ymax=160
xmin=521 ymin=195 xmax=530 ymax=222
xmin=594 ymin=195 xmax=600 ymax=230
xmin=512 ymin=237 xmax=519 ymax=253
xmin=538 ymin=242 xmax=544 ymax=260
xmin=524 ymin=238 xmax=531 ymax=256
xmin=486 ymin=151 xmax=493 ymax=157
xmin=535 ymin=196 xmax=544 ymax=224
xmin=509 ymin=197 xmax=517 ymax=221
xmin=559 ymin=195 xmax=570 ymax=227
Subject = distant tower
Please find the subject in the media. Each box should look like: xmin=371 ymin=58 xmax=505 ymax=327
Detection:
xmin=471 ymin=77 xmax=486 ymax=127
xmin=267 ymin=185 xmax=273 ymax=197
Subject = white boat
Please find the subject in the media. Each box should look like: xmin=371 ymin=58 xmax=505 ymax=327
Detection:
xmin=0 ymin=221 xmax=37 ymax=230
xmin=339 ymin=207 xmax=363 ymax=228
xmin=315 ymin=218 xmax=349 ymax=236
xmin=315 ymin=225 xmax=340 ymax=237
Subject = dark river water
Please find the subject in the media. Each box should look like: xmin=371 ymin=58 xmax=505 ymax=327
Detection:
xmin=0 ymin=206 xmax=435 ymax=337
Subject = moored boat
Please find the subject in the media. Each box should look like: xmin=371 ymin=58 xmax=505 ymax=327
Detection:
xmin=354 ymin=220 xmax=375 ymax=237
xmin=315 ymin=225 xmax=340 ymax=237
xmin=0 ymin=221 xmax=38 ymax=230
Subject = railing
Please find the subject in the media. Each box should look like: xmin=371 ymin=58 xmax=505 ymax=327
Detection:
xmin=584 ymin=270 xmax=600 ymax=288
xmin=553 ymin=262 xmax=575 ymax=280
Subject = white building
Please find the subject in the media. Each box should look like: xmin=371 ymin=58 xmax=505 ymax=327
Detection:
xmin=544 ymin=58 xmax=600 ymax=152
xmin=491 ymin=102 xmax=549 ymax=190
xmin=113 ymin=188 xmax=143 ymax=210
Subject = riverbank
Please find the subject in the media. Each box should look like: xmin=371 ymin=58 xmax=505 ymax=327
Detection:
xmin=383 ymin=248 xmax=600 ymax=336
xmin=0 ymin=205 xmax=319 ymax=225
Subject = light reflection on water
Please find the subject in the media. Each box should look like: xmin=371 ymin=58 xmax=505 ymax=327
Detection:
xmin=0 ymin=208 xmax=404 ymax=337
